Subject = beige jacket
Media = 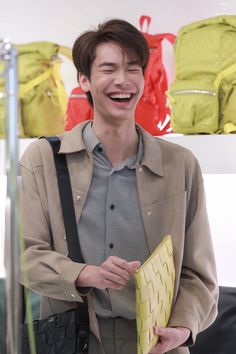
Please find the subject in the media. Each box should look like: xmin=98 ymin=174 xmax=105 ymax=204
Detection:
xmin=20 ymin=122 xmax=218 ymax=354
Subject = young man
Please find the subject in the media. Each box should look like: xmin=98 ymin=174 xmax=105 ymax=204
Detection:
xmin=20 ymin=19 xmax=218 ymax=354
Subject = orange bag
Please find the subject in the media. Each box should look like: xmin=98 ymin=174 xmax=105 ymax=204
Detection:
xmin=65 ymin=86 xmax=93 ymax=131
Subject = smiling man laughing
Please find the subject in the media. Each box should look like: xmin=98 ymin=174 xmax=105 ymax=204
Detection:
xmin=20 ymin=19 xmax=218 ymax=354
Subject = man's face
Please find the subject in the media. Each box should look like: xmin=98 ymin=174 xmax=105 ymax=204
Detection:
xmin=80 ymin=42 xmax=145 ymax=123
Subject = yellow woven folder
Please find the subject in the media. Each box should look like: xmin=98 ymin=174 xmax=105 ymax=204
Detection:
xmin=135 ymin=235 xmax=175 ymax=354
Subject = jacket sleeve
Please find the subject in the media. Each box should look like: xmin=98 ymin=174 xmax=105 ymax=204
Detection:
xmin=19 ymin=141 xmax=90 ymax=303
xmin=168 ymin=158 xmax=219 ymax=345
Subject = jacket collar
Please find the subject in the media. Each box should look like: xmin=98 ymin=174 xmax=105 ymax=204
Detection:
xmin=138 ymin=125 xmax=164 ymax=177
xmin=59 ymin=121 xmax=164 ymax=177
xmin=59 ymin=121 xmax=90 ymax=154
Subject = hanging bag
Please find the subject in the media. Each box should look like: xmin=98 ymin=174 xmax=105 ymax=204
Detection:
xmin=135 ymin=15 xmax=176 ymax=135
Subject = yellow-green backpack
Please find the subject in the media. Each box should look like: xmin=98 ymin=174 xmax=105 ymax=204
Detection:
xmin=168 ymin=15 xmax=236 ymax=134
xmin=0 ymin=42 xmax=72 ymax=138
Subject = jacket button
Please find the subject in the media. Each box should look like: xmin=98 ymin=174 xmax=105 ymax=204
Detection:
xmin=148 ymin=211 xmax=152 ymax=216
xmin=138 ymin=167 xmax=142 ymax=172
xmin=76 ymin=195 xmax=81 ymax=201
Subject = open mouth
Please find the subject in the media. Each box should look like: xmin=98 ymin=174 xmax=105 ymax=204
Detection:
xmin=108 ymin=93 xmax=134 ymax=102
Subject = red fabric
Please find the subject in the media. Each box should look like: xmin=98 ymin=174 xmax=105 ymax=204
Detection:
xmin=65 ymin=87 xmax=93 ymax=131
xmin=136 ymin=15 xmax=176 ymax=135
xmin=65 ymin=16 xmax=175 ymax=136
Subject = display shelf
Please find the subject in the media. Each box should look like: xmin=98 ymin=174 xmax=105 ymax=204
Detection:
xmin=1 ymin=134 xmax=236 ymax=174
xmin=163 ymin=134 xmax=236 ymax=174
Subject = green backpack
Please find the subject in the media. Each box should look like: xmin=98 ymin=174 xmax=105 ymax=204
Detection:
xmin=168 ymin=15 xmax=236 ymax=134
xmin=0 ymin=42 xmax=72 ymax=138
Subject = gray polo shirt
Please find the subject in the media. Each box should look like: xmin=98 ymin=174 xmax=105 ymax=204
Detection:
xmin=78 ymin=123 xmax=150 ymax=319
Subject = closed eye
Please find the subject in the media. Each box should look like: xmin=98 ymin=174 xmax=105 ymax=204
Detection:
xmin=99 ymin=62 xmax=117 ymax=74
xmin=127 ymin=66 xmax=142 ymax=73
xmin=102 ymin=69 xmax=115 ymax=74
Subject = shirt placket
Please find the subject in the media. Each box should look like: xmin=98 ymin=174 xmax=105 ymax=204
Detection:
xmin=105 ymin=168 xmax=117 ymax=259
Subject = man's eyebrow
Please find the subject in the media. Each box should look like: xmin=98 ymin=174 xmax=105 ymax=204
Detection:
xmin=98 ymin=62 xmax=117 ymax=68
xmin=98 ymin=60 xmax=140 ymax=68
xmin=127 ymin=60 xmax=140 ymax=66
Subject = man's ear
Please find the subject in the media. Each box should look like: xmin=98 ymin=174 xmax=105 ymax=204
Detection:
xmin=79 ymin=73 xmax=91 ymax=92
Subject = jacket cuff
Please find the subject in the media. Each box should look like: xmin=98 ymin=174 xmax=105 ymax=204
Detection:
xmin=168 ymin=311 xmax=199 ymax=346
xmin=60 ymin=261 xmax=89 ymax=302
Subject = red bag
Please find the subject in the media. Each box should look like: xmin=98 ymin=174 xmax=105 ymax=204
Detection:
xmin=65 ymin=86 xmax=93 ymax=131
xmin=136 ymin=15 xmax=176 ymax=135
xmin=65 ymin=16 xmax=175 ymax=135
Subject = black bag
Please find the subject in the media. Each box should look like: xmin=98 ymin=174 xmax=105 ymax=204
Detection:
xmin=21 ymin=304 xmax=89 ymax=354
xmin=190 ymin=286 xmax=236 ymax=354
xmin=21 ymin=137 xmax=89 ymax=354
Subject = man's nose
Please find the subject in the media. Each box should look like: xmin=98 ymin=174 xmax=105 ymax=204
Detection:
xmin=114 ymin=70 xmax=130 ymax=88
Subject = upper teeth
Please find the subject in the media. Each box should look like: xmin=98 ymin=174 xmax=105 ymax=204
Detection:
xmin=110 ymin=93 xmax=132 ymax=99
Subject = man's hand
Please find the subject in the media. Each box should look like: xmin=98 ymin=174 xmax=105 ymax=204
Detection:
xmin=149 ymin=326 xmax=191 ymax=354
xmin=75 ymin=256 xmax=141 ymax=290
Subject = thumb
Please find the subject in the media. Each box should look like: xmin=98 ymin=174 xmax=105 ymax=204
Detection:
xmin=153 ymin=327 xmax=167 ymax=336
xmin=129 ymin=260 xmax=141 ymax=272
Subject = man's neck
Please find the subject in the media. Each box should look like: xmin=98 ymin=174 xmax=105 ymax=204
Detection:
xmin=92 ymin=119 xmax=139 ymax=166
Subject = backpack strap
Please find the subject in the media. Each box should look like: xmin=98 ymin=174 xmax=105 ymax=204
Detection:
xmin=139 ymin=15 xmax=151 ymax=32
xmin=19 ymin=68 xmax=53 ymax=97
xmin=214 ymin=63 xmax=236 ymax=133
xmin=178 ymin=15 xmax=236 ymax=37
xmin=19 ymin=46 xmax=72 ymax=107
xmin=59 ymin=45 xmax=72 ymax=60
xmin=138 ymin=15 xmax=175 ymax=134
xmin=214 ymin=62 xmax=236 ymax=89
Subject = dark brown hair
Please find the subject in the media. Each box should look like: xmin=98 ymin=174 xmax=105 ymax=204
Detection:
xmin=72 ymin=19 xmax=149 ymax=105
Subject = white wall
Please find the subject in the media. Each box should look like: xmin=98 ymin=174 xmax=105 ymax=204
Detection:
xmin=203 ymin=175 xmax=236 ymax=287
xmin=1 ymin=0 xmax=236 ymax=285
xmin=1 ymin=0 xmax=236 ymax=93
xmin=2 ymin=0 xmax=235 ymax=43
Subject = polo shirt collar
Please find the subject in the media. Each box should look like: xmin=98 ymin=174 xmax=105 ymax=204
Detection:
xmin=83 ymin=122 xmax=144 ymax=170
xmin=83 ymin=121 xmax=100 ymax=152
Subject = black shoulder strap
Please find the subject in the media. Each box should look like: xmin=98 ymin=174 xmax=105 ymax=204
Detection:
xmin=22 ymin=137 xmax=88 ymax=327
xmin=43 ymin=137 xmax=89 ymax=333
xmin=44 ymin=136 xmax=84 ymax=263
